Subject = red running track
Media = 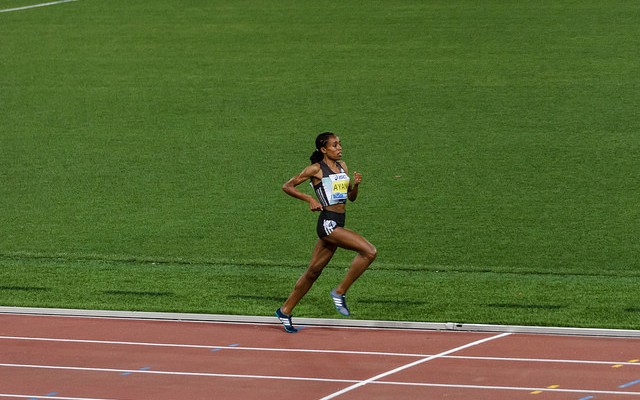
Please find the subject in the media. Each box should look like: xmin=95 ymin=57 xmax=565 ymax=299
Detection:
xmin=0 ymin=313 xmax=639 ymax=399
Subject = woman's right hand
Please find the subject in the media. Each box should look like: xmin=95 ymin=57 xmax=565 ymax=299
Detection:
xmin=309 ymin=199 xmax=323 ymax=212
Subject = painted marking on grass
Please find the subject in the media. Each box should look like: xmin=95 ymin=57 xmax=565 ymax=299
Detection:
xmin=0 ymin=0 xmax=77 ymax=13
xmin=319 ymin=332 xmax=512 ymax=400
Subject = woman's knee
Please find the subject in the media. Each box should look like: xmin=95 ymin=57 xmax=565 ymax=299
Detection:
xmin=361 ymin=244 xmax=377 ymax=263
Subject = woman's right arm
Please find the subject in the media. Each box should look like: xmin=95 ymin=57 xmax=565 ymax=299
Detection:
xmin=282 ymin=164 xmax=323 ymax=211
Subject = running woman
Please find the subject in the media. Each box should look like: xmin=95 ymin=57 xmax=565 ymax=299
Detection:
xmin=275 ymin=132 xmax=377 ymax=333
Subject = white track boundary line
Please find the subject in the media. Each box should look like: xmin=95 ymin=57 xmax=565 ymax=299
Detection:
xmin=361 ymin=381 xmax=640 ymax=397
xmin=4 ymin=362 xmax=640 ymax=397
xmin=1 ymin=335 xmax=414 ymax=357
xmin=0 ymin=362 xmax=359 ymax=383
xmin=0 ymin=0 xmax=77 ymax=13
xmin=319 ymin=332 xmax=511 ymax=399
xmin=0 ymin=394 xmax=114 ymax=400
xmin=2 ymin=335 xmax=639 ymax=367
xmin=1 ymin=306 xmax=639 ymax=337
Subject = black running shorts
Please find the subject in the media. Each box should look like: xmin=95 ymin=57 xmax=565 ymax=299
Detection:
xmin=316 ymin=210 xmax=346 ymax=239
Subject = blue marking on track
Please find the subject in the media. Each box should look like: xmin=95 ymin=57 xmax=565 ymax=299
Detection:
xmin=28 ymin=392 xmax=59 ymax=400
xmin=578 ymin=396 xmax=595 ymax=400
xmin=211 ymin=343 xmax=240 ymax=352
xmin=619 ymin=379 xmax=640 ymax=389
xmin=120 ymin=366 xmax=151 ymax=376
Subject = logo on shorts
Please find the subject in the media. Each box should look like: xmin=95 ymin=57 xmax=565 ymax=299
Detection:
xmin=323 ymin=219 xmax=337 ymax=236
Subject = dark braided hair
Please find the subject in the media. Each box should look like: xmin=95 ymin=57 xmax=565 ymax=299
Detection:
xmin=310 ymin=132 xmax=336 ymax=164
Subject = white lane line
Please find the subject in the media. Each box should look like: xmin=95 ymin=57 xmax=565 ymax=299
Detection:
xmin=0 ymin=0 xmax=77 ymax=13
xmin=319 ymin=332 xmax=512 ymax=400
xmin=1 ymin=335 xmax=639 ymax=367
xmin=0 ymin=335 xmax=422 ymax=357
xmin=0 ymin=362 xmax=360 ymax=383
xmin=0 ymin=394 xmax=115 ymax=400
xmin=446 ymin=354 xmax=640 ymax=367
xmin=371 ymin=381 xmax=640 ymax=397
xmin=2 ymin=363 xmax=640 ymax=397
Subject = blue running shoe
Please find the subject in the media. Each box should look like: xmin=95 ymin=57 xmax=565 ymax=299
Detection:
xmin=275 ymin=308 xmax=298 ymax=333
xmin=330 ymin=289 xmax=350 ymax=316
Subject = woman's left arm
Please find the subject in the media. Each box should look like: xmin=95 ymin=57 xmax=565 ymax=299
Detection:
xmin=348 ymin=171 xmax=361 ymax=202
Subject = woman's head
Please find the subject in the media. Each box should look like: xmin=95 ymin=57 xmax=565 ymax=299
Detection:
xmin=310 ymin=132 xmax=337 ymax=164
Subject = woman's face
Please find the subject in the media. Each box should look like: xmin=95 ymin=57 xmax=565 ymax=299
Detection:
xmin=322 ymin=136 xmax=342 ymax=160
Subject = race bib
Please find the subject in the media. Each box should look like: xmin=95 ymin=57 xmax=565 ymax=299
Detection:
xmin=323 ymin=173 xmax=349 ymax=204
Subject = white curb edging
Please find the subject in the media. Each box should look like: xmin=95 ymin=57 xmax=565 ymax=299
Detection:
xmin=0 ymin=306 xmax=638 ymax=338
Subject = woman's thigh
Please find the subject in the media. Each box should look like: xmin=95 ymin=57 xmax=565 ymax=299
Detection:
xmin=323 ymin=227 xmax=375 ymax=254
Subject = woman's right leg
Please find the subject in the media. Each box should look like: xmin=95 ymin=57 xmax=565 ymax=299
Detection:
xmin=280 ymin=238 xmax=337 ymax=315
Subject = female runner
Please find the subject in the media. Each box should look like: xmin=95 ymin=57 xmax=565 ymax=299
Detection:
xmin=275 ymin=132 xmax=377 ymax=333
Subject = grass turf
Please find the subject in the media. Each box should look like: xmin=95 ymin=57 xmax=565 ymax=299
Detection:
xmin=1 ymin=0 xmax=638 ymax=329
xmin=1 ymin=256 xmax=639 ymax=330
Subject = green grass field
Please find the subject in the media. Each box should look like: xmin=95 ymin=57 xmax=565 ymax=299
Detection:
xmin=1 ymin=0 xmax=638 ymax=329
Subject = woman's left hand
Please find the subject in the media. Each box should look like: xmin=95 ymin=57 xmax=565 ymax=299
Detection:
xmin=353 ymin=171 xmax=362 ymax=185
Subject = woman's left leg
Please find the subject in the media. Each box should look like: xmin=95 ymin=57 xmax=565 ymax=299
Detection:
xmin=280 ymin=238 xmax=337 ymax=315
xmin=277 ymin=239 xmax=338 ymax=332
xmin=324 ymin=227 xmax=377 ymax=295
